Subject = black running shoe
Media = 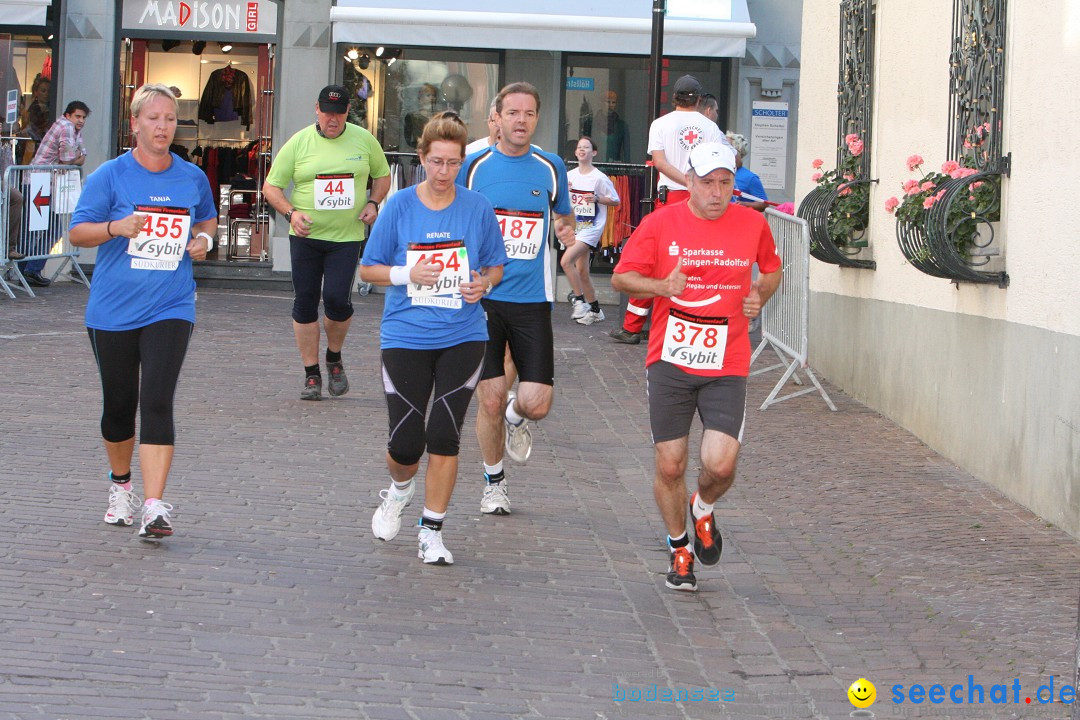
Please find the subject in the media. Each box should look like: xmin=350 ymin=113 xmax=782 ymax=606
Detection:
xmin=326 ymin=361 xmax=349 ymax=396
xmin=609 ymin=327 xmax=642 ymax=345
xmin=665 ymin=546 xmax=697 ymax=591
xmin=301 ymin=373 xmax=322 ymax=401
xmin=692 ymin=496 xmax=723 ymax=567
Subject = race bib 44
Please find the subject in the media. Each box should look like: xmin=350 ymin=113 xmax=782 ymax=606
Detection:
xmin=315 ymin=173 xmax=355 ymax=210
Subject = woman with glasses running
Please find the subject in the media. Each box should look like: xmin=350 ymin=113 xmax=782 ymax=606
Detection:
xmin=69 ymin=84 xmax=217 ymax=540
xmin=361 ymin=111 xmax=506 ymax=565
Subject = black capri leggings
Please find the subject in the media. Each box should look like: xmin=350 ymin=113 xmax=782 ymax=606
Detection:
xmin=87 ymin=319 xmax=193 ymax=446
xmin=381 ymin=341 xmax=486 ymax=466
xmin=289 ymin=235 xmax=362 ymax=324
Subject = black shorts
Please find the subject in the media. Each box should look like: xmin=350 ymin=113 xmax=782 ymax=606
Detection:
xmin=646 ymin=361 xmax=747 ymax=444
xmin=289 ymin=235 xmax=361 ymax=324
xmin=381 ymin=341 xmax=486 ymax=465
xmin=480 ymin=299 xmax=554 ymax=385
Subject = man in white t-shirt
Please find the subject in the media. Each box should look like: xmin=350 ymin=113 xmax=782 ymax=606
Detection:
xmin=464 ymin=100 xmax=499 ymax=156
xmin=611 ymin=74 xmax=722 ymax=344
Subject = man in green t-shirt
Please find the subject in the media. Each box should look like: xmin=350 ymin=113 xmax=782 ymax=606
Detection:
xmin=264 ymin=85 xmax=391 ymax=401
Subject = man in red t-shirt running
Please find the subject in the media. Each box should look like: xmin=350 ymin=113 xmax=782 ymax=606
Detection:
xmin=612 ymin=142 xmax=782 ymax=592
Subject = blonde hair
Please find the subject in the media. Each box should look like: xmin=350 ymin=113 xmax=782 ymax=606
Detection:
xmin=130 ymin=83 xmax=178 ymax=118
xmin=418 ymin=111 xmax=468 ymax=156
xmin=726 ymin=132 xmax=749 ymax=158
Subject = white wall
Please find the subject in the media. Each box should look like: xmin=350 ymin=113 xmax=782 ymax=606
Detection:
xmin=797 ymin=0 xmax=1080 ymax=537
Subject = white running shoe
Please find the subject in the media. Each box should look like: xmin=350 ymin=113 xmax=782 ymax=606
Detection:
xmin=104 ymin=483 xmax=141 ymax=526
xmin=138 ymin=499 xmax=174 ymax=539
xmin=372 ymin=484 xmax=415 ymax=541
xmin=570 ymin=299 xmax=589 ymax=319
xmin=504 ymin=391 xmax=533 ymax=463
xmin=575 ymin=308 xmax=605 ymax=325
xmin=417 ymin=526 xmax=454 ymax=565
xmin=480 ymin=481 xmax=511 ymax=515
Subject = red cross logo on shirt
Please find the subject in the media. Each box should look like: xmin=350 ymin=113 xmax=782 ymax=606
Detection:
xmin=683 ymin=129 xmax=699 ymax=145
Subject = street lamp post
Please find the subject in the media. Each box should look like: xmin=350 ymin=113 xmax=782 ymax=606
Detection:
xmin=644 ymin=0 xmax=665 ymax=213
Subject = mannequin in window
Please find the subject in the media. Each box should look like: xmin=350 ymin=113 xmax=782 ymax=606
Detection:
xmin=198 ymin=64 xmax=253 ymax=128
xmin=343 ymin=55 xmax=371 ymax=129
xmin=18 ymin=75 xmax=51 ymax=164
xmin=601 ymin=90 xmax=628 ymax=162
xmin=403 ymin=83 xmax=438 ymax=149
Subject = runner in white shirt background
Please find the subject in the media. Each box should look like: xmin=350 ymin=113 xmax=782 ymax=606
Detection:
xmin=562 ymin=136 xmax=619 ymax=325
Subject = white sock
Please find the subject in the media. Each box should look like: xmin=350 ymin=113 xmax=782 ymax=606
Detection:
xmin=692 ymin=494 xmax=715 ymax=520
xmin=484 ymin=461 xmax=503 ymax=477
xmin=391 ymin=479 xmax=413 ymax=496
xmin=505 ymin=399 xmax=525 ymax=426
xmin=421 ymin=507 xmax=446 ymax=522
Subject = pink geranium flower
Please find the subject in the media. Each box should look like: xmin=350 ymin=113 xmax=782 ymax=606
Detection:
xmin=811 ymin=172 xmax=823 ymax=183
xmin=884 ymin=196 xmax=900 ymax=213
xmin=845 ymin=133 xmax=860 ymax=145
xmin=923 ymin=196 xmax=937 ymax=209
xmin=907 ymin=155 xmax=924 ymax=172
xmin=920 ymin=181 xmax=935 ymax=192
xmin=941 ymin=160 xmax=960 ymax=174
xmin=950 ymin=167 xmax=977 ymax=179
xmin=812 ymin=158 xmax=824 ymax=169
xmin=848 ymin=139 xmax=864 ymax=156
xmin=903 ymin=179 xmax=921 ymax=195
xmin=838 ymin=186 xmax=852 ymax=196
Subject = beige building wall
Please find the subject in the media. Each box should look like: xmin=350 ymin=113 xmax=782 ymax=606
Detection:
xmin=797 ymin=0 xmax=1080 ymax=536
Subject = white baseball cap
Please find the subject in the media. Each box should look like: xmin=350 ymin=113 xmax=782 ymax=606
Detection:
xmin=688 ymin=142 xmax=737 ymax=177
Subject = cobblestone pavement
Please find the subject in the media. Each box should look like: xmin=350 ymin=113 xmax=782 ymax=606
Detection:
xmin=1 ymin=283 xmax=1077 ymax=720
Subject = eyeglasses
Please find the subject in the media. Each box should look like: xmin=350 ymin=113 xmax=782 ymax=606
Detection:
xmin=426 ymin=158 xmax=463 ymax=170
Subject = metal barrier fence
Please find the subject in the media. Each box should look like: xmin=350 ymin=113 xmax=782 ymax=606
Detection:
xmin=1 ymin=162 xmax=90 ymax=299
xmin=750 ymin=207 xmax=837 ymax=411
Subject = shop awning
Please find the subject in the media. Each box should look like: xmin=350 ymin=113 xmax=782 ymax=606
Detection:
xmin=330 ymin=0 xmax=756 ymax=58
xmin=0 ymin=0 xmax=51 ymax=26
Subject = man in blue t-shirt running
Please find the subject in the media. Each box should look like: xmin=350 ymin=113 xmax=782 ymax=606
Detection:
xmin=458 ymin=81 xmax=575 ymax=516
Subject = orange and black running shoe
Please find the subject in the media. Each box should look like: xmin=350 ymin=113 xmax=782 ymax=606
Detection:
xmin=665 ymin=546 xmax=697 ymax=591
xmin=692 ymin=495 xmax=723 ymax=566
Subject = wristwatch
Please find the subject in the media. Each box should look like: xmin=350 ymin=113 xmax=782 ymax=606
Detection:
xmin=285 ymin=208 xmax=294 ymax=222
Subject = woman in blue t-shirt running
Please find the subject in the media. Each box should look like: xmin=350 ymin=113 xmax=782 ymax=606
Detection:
xmin=361 ymin=111 xmax=506 ymax=566
xmin=69 ymin=84 xmax=218 ymax=541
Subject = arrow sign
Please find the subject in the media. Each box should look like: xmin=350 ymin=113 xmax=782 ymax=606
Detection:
xmin=33 ymin=187 xmax=51 ymax=210
xmin=28 ymin=172 xmax=51 ymax=232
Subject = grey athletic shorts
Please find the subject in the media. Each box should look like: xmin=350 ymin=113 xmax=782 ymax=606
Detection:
xmin=646 ymin=361 xmax=747 ymax=444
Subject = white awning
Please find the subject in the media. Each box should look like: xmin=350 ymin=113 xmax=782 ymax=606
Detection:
xmin=330 ymin=2 xmax=756 ymax=58
xmin=0 ymin=0 xmax=51 ymax=26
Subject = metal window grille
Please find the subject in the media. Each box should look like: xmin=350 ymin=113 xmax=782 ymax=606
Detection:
xmin=947 ymin=0 xmax=1008 ymax=173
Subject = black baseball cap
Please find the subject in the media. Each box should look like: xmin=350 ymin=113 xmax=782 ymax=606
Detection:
xmin=318 ymin=85 xmax=349 ymax=113
xmin=673 ymin=74 xmax=703 ymax=97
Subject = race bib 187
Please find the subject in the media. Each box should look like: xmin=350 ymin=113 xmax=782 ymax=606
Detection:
xmin=494 ymin=208 xmax=543 ymax=260
xmin=406 ymin=239 xmax=470 ymax=309
xmin=314 ymin=173 xmax=355 ymax=211
xmin=128 ymin=205 xmax=190 ymax=271
xmin=661 ymin=308 xmax=728 ymax=371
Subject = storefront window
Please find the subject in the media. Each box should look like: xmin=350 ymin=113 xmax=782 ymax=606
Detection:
xmin=0 ymin=33 xmax=56 ymax=163
xmin=338 ymin=46 xmax=500 ymax=152
xmin=561 ymin=54 xmax=732 ymax=164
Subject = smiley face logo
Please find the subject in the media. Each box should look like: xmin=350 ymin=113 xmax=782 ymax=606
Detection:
xmin=848 ymin=678 xmax=876 ymax=708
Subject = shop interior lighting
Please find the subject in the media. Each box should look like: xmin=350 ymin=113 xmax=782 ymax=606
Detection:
xmin=192 ymin=40 xmax=206 ymax=55
xmin=221 ymin=43 xmax=233 ymax=53
xmin=162 ymin=39 xmax=180 ymax=52
xmin=346 ymin=48 xmax=359 ymax=61
xmin=375 ymin=46 xmax=385 ymax=57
